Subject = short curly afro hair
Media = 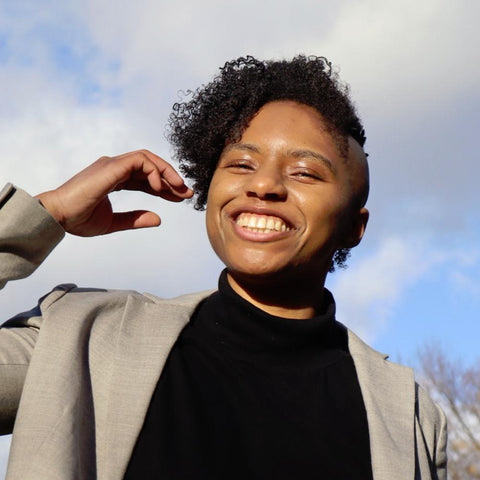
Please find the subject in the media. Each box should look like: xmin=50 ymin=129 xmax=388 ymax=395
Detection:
xmin=168 ymin=55 xmax=367 ymax=270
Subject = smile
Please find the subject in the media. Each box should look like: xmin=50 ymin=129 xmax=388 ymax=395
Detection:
xmin=235 ymin=213 xmax=292 ymax=233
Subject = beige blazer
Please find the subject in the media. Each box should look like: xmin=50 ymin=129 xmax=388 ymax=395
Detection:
xmin=0 ymin=185 xmax=447 ymax=480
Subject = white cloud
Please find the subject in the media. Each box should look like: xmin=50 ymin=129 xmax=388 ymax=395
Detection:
xmin=0 ymin=103 xmax=143 ymax=192
xmin=329 ymin=236 xmax=480 ymax=343
xmin=63 ymin=0 xmax=480 ymax=116
xmin=328 ymin=236 xmax=445 ymax=341
xmin=315 ymin=0 xmax=480 ymax=115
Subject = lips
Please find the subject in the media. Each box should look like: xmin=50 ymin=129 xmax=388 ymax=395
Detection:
xmin=235 ymin=212 xmax=292 ymax=233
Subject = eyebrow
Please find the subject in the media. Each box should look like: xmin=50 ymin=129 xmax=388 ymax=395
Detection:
xmin=223 ymin=143 xmax=336 ymax=175
xmin=223 ymin=143 xmax=260 ymax=154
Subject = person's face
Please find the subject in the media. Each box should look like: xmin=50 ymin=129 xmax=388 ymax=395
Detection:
xmin=205 ymin=100 xmax=369 ymax=285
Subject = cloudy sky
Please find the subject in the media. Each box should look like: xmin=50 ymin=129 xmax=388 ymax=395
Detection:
xmin=0 ymin=0 xmax=478 ymax=474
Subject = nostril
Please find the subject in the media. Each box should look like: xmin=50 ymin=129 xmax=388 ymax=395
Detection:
xmin=245 ymin=174 xmax=288 ymax=200
xmin=246 ymin=190 xmax=286 ymax=201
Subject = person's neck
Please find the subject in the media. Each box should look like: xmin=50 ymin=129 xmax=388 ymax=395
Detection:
xmin=226 ymin=270 xmax=327 ymax=320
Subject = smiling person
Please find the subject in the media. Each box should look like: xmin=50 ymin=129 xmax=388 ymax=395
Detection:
xmin=0 ymin=56 xmax=446 ymax=480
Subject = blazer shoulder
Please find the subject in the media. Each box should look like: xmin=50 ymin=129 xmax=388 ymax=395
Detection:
xmin=5 ymin=284 xmax=214 ymax=332
xmin=39 ymin=284 xmax=215 ymax=323
xmin=40 ymin=284 xmax=151 ymax=314
xmin=2 ymin=284 xmax=144 ymax=330
xmin=48 ymin=285 xmax=214 ymax=309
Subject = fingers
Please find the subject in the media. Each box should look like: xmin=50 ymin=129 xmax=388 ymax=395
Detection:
xmin=113 ymin=150 xmax=194 ymax=201
xmin=116 ymin=174 xmax=193 ymax=201
xmin=158 ymin=177 xmax=193 ymax=202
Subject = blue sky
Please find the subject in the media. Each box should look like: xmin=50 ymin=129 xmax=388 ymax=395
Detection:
xmin=0 ymin=0 xmax=479 ymax=475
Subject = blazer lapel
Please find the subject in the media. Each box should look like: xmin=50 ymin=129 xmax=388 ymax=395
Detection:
xmin=99 ymin=290 xmax=211 ymax=480
xmin=347 ymin=330 xmax=415 ymax=480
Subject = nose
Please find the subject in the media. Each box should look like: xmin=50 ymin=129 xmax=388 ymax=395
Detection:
xmin=245 ymin=164 xmax=287 ymax=200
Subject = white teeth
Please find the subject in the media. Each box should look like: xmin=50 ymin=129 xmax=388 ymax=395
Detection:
xmin=235 ymin=213 xmax=291 ymax=233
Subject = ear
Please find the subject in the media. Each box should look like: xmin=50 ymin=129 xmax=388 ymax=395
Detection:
xmin=342 ymin=207 xmax=369 ymax=248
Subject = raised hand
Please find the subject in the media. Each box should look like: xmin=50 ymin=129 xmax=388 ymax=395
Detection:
xmin=35 ymin=150 xmax=194 ymax=237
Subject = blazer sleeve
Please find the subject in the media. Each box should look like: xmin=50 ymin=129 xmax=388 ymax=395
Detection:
xmin=0 ymin=184 xmax=65 ymax=289
xmin=0 ymin=184 xmax=65 ymax=434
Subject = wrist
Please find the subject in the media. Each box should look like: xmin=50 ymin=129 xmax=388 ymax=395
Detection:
xmin=34 ymin=191 xmax=66 ymax=228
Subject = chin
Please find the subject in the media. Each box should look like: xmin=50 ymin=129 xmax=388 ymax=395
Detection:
xmin=227 ymin=264 xmax=283 ymax=280
xmin=227 ymin=261 xmax=327 ymax=286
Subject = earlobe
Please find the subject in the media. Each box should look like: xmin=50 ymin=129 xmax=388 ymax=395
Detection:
xmin=343 ymin=207 xmax=369 ymax=248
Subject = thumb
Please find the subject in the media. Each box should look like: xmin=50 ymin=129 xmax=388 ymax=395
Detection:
xmin=106 ymin=210 xmax=161 ymax=234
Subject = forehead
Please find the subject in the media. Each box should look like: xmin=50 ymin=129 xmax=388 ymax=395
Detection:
xmin=242 ymin=101 xmax=333 ymax=139
xmin=225 ymin=100 xmax=369 ymax=202
xmin=231 ymin=101 xmax=336 ymax=158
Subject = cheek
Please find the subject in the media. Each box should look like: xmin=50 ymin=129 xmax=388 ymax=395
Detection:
xmin=205 ymin=175 xmax=224 ymax=213
xmin=307 ymin=197 xmax=351 ymax=241
xmin=205 ymin=193 xmax=227 ymax=253
xmin=206 ymin=172 xmax=231 ymax=204
xmin=205 ymin=204 xmax=218 ymax=244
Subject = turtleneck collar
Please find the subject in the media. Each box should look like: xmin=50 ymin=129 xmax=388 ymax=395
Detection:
xmin=190 ymin=270 xmax=347 ymax=358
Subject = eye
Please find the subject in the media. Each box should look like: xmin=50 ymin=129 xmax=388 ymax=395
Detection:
xmin=290 ymin=168 xmax=323 ymax=182
xmin=295 ymin=171 xmax=320 ymax=179
xmin=230 ymin=162 xmax=253 ymax=169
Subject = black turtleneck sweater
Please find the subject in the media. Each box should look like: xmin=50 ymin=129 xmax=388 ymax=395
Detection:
xmin=125 ymin=271 xmax=373 ymax=479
